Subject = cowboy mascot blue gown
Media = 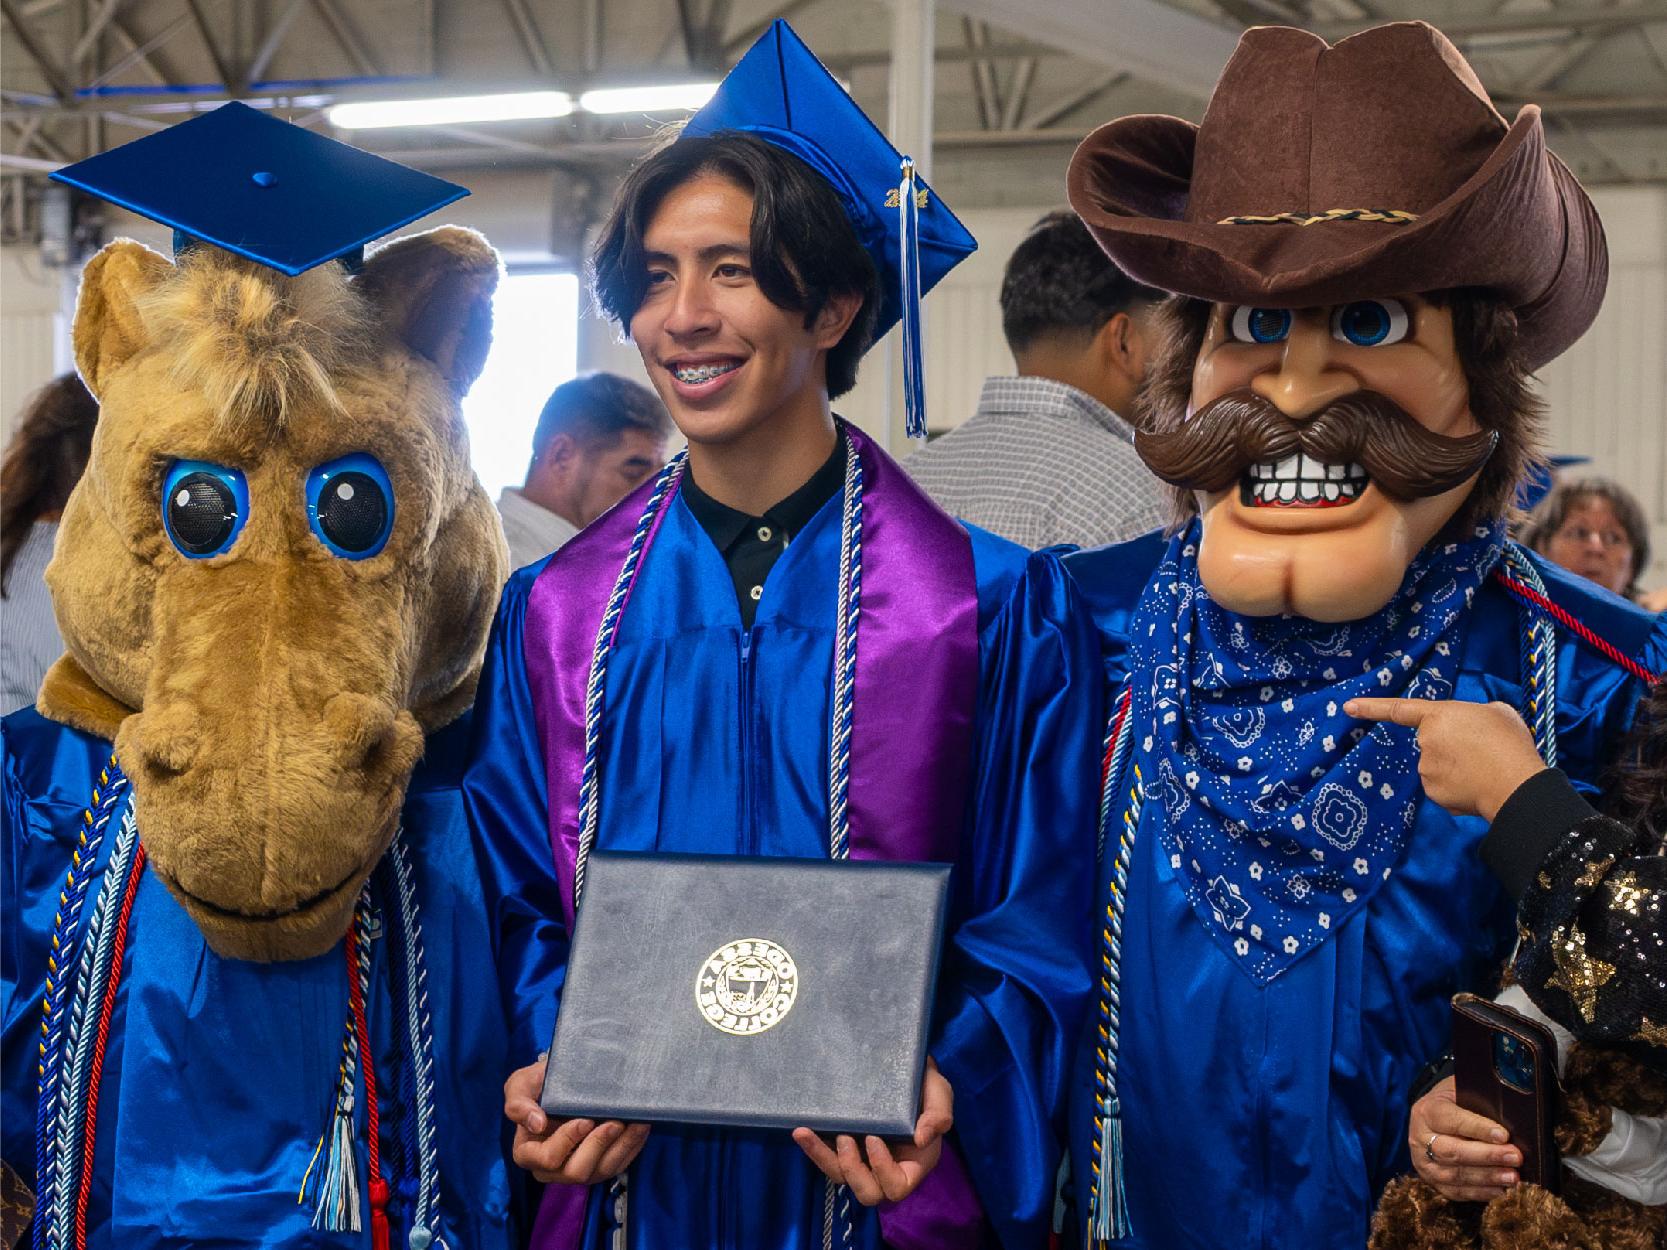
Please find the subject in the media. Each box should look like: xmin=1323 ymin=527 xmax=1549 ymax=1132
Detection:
xmin=1 ymin=105 xmax=520 ymax=1247
xmin=464 ymin=21 xmax=1102 ymax=1250
xmin=1058 ymin=21 xmax=1667 ymax=1250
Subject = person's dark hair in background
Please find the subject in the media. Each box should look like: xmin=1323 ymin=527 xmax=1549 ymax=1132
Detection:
xmin=590 ymin=131 xmax=879 ymax=400
xmin=528 ymin=372 xmax=670 ymax=481
xmin=1 ymin=372 xmax=97 ymax=596
xmin=904 ymin=209 xmax=1169 ymax=550
xmin=1001 ymin=209 xmax=1164 ymax=368
xmin=500 ymin=371 xmax=673 ymax=570
xmin=1522 ymin=476 xmax=1652 ymax=602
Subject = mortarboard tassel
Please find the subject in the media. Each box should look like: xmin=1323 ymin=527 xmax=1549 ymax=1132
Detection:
xmin=897 ymin=158 xmax=927 ymax=440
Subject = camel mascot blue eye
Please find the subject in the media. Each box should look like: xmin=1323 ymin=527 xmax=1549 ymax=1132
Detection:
xmin=162 ymin=460 xmax=248 ymax=558
xmin=306 ymin=453 xmax=393 ymax=558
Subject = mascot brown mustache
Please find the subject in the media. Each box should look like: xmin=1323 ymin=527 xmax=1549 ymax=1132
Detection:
xmin=1136 ymin=387 xmax=1499 ymax=504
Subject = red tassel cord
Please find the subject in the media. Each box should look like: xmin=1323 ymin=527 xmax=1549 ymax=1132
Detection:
xmin=346 ymin=921 xmax=389 ymax=1250
xmin=72 ymin=843 xmax=146 ymax=1250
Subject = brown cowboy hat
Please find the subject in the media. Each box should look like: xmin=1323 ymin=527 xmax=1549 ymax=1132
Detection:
xmin=1067 ymin=20 xmax=1605 ymax=370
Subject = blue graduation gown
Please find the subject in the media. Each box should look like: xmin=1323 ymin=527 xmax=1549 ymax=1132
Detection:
xmin=1063 ymin=534 xmax=1667 ymax=1250
xmin=464 ymin=488 xmax=1102 ymax=1250
xmin=1 ymin=709 xmax=519 ymax=1249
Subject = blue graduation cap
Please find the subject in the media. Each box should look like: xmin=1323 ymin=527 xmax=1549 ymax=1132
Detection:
xmin=682 ymin=20 xmax=976 ymax=438
xmin=50 ymin=100 xmax=467 ymax=276
xmin=1516 ymin=454 xmax=1592 ymax=514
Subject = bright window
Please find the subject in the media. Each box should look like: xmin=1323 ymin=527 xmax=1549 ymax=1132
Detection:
xmin=462 ymin=271 xmax=579 ymax=500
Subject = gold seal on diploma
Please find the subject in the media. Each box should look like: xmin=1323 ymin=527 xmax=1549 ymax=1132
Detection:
xmin=696 ymin=938 xmax=799 ymax=1036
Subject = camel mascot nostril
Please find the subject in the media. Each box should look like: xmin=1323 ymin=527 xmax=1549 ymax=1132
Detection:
xmin=1 ymin=104 xmax=517 ymax=1248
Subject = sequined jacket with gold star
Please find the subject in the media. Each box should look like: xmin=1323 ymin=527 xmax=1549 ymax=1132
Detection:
xmin=1482 ymin=767 xmax=1666 ymax=1071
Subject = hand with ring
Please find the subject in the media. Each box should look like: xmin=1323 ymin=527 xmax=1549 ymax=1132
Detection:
xmin=1407 ymin=1076 xmax=1522 ymax=1202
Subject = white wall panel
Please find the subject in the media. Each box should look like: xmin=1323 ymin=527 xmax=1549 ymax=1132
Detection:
xmin=1 ymin=247 xmax=70 ymax=449
xmin=1535 ymin=186 xmax=1667 ymax=589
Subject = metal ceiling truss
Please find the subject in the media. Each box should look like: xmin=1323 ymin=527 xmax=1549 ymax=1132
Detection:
xmin=1 ymin=0 xmax=1664 ymax=193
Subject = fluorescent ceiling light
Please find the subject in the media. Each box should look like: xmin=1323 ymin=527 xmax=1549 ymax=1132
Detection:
xmin=328 ymin=90 xmax=572 ymax=129
xmin=578 ymin=83 xmax=718 ymax=114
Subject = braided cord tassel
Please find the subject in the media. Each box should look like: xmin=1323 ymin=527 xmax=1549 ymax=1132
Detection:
xmin=1501 ymin=544 xmax=1559 ymax=766
xmin=826 ymin=435 xmax=864 ymax=863
xmin=69 ymin=840 xmax=146 ymax=1250
xmin=386 ymin=834 xmax=446 ymax=1249
xmin=574 ymin=452 xmax=687 ymax=902
xmin=819 ymin=434 xmax=864 ymax=1250
xmin=574 ymin=454 xmax=688 ymax=1250
xmin=44 ymin=806 xmax=139 ymax=1250
xmin=1096 ymin=690 xmax=1133 ymax=865
xmin=303 ymin=888 xmax=377 ymax=1234
xmin=34 ymin=756 xmax=127 ymax=1246
xmin=1088 ymin=689 xmax=1139 ymax=1246
xmin=345 ymin=900 xmax=390 ymax=1250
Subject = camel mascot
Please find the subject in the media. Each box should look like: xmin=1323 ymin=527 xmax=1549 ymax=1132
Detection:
xmin=1 ymin=104 xmax=513 ymax=1249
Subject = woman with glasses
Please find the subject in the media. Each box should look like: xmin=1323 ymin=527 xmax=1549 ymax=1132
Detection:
xmin=1524 ymin=476 xmax=1660 ymax=607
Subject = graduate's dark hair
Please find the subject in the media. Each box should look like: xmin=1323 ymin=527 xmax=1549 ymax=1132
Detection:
xmin=591 ymin=131 xmax=879 ymax=399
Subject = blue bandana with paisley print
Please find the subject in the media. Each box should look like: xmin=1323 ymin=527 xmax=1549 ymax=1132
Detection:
xmin=1128 ymin=516 xmax=1507 ymax=984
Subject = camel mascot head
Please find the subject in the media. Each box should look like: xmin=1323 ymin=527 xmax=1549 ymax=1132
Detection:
xmin=41 ymin=108 xmax=508 ymax=962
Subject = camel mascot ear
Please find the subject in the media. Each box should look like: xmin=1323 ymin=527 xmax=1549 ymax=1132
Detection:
xmin=72 ymin=239 xmax=173 ymax=399
xmin=353 ymin=226 xmax=499 ymax=396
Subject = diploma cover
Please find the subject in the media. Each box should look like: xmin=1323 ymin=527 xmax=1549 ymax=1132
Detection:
xmin=540 ymin=852 xmax=951 ymax=1137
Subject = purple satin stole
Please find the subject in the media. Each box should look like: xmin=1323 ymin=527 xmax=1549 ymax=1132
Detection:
xmin=521 ymin=422 xmax=988 ymax=1247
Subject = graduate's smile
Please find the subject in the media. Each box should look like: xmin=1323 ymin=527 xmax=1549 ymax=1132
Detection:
xmin=665 ymin=353 xmax=747 ymax=402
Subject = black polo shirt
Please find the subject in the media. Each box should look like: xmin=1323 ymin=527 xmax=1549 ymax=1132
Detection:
xmin=681 ymin=432 xmax=847 ymax=629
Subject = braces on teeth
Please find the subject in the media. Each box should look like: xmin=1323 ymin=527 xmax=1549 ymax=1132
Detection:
xmin=674 ymin=362 xmax=739 ymax=383
xmin=1241 ymin=453 xmax=1369 ymax=505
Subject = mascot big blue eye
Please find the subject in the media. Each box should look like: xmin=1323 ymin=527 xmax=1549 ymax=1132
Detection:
xmin=306 ymin=453 xmax=394 ymax=559
xmin=163 ymin=460 xmax=249 ymax=558
xmin=1331 ymin=299 xmax=1409 ymax=347
xmin=1228 ymin=306 xmax=1294 ymax=344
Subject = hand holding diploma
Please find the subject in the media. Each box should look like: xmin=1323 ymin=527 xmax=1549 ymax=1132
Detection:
xmin=504 ymin=1057 xmax=651 ymax=1184
xmin=791 ymin=1056 xmax=954 ymax=1205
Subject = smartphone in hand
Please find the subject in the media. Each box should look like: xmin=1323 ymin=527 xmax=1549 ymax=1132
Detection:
xmin=1451 ymin=993 xmax=1560 ymax=1192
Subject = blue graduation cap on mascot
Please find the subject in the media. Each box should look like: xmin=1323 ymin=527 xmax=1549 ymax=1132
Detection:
xmin=50 ymin=99 xmax=467 ymax=275
xmin=683 ymin=20 xmax=977 ymax=439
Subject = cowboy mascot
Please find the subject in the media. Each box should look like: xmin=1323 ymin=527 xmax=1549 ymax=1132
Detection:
xmin=1058 ymin=21 xmax=1667 ymax=1249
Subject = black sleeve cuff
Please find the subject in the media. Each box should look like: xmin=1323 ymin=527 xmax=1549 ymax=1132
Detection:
xmin=1409 ymin=1050 xmax=1456 ymax=1104
xmin=1480 ymin=769 xmax=1600 ymax=902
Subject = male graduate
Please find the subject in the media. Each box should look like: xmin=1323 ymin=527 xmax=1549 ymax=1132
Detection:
xmin=465 ymin=20 xmax=1100 ymax=1250
xmin=1057 ymin=21 xmax=1667 ymax=1250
